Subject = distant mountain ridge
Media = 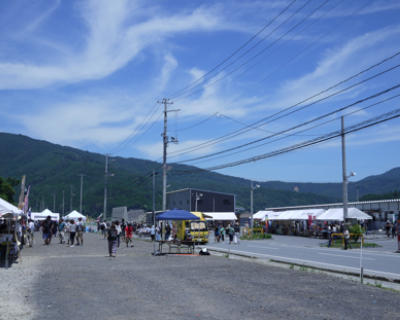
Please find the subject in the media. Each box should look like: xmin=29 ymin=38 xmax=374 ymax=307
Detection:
xmin=0 ymin=132 xmax=398 ymax=216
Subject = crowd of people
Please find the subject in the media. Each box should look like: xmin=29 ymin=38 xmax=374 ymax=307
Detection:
xmin=213 ymin=223 xmax=240 ymax=244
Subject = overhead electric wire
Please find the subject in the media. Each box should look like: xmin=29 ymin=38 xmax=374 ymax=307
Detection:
xmin=174 ymin=0 xmax=323 ymax=102
xmin=176 ymin=84 xmax=400 ymax=164
xmin=167 ymin=0 xmax=298 ymax=100
xmin=173 ymin=0 xmax=368 ymax=132
xmin=107 ymin=102 xmax=161 ymax=155
xmin=168 ymin=107 xmax=400 ymax=177
xmin=203 ymin=107 xmax=400 ymax=171
xmin=186 ymin=93 xmax=400 ymax=166
xmin=168 ymin=58 xmax=400 ymax=157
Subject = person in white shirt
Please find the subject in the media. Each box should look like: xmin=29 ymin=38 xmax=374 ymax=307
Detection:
xmin=26 ymin=219 xmax=35 ymax=247
xmin=75 ymin=217 xmax=85 ymax=246
xmin=115 ymin=221 xmax=122 ymax=247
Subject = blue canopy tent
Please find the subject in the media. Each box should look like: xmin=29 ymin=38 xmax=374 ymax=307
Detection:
xmin=156 ymin=208 xmax=200 ymax=221
xmin=154 ymin=209 xmax=201 ymax=255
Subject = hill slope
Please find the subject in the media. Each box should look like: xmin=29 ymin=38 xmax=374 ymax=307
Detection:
xmin=1 ymin=132 xmax=398 ymax=216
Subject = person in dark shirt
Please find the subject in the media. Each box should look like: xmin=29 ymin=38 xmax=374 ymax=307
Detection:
xmin=42 ymin=216 xmax=53 ymax=246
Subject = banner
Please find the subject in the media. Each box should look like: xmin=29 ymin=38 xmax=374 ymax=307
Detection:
xmin=23 ymin=186 xmax=30 ymax=213
xmin=308 ymin=214 xmax=312 ymax=228
xmin=18 ymin=175 xmax=26 ymax=209
xmin=265 ymin=215 xmax=268 ymax=230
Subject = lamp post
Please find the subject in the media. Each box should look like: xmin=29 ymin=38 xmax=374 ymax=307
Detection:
xmin=195 ymin=192 xmax=203 ymax=212
xmin=250 ymin=182 xmax=260 ymax=234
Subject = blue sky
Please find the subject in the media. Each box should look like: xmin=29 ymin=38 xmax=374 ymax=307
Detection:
xmin=1 ymin=0 xmax=400 ymax=184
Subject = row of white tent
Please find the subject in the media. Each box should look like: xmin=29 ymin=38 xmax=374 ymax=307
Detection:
xmin=254 ymin=208 xmax=372 ymax=222
xmin=0 ymin=198 xmax=86 ymax=222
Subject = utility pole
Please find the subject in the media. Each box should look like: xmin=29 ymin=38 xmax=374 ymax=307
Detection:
xmin=250 ymin=181 xmax=260 ymax=234
xmin=78 ymin=174 xmax=85 ymax=213
xmin=62 ymin=190 xmax=65 ymax=217
xmin=341 ymin=116 xmax=348 ymax=222
xmin=153 ymin=169 xmax=156 ymax=255
xmin=158 ymin=98 xmax=179 ymax=213
xmin=103 ymin=154 xmax=114 ymax=222
xmin=357 ymin=184 xmax=359 ymax=202
xmin=70 ymin=185 xmax=75 ymax=213
xmin=52 ymin=193 xmax=56 ymax=212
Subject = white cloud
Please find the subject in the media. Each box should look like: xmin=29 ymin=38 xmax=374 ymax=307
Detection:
xmin=0 ymin=0 xmax=232 ymax=90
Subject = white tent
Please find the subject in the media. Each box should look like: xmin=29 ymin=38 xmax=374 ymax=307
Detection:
xmin=31 ymin=209 xmax=59 ymax=221
xmin=204 ymin=212 xmax=237 ymax=220
xmin=262 ymin=211 xmax=282 ymax=221
xmin=0 ymin=198 xmax=23 ymax=218
xmin=317 ymin=208 xmax=372 ymax=221
xmin=65 ymin=210 xmax=86 ymax=222
xmin=253 ymin=211 xmax=275 ymax=220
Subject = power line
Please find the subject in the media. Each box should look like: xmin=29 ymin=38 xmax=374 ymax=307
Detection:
xmin=174 ymin=0 xmax=324 ymax=101
xmin=176 ymin=85 xmax=400 ymax=165
xmin=173 ymin=0 xmax=369 ymax=131
xmin=168 ymin=0 xmax=299 ymax=100
xmin=168 ymin=60 xmax=400 ymax=157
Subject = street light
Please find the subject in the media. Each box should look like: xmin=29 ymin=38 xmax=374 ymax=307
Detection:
xmin=195 ymin=192 xmax=203 ymax=212
xmin=250 ymin=182 xmax=260 ymax=234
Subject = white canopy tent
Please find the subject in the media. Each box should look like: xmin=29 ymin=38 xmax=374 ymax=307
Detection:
xmin=31 ymin=209 xmax=59 ymax=221
xmin=262 ymin=211 xmax=282 ymax=221
xmin=0 ymin=198 xmax=23 ymax=218
xmin=317 ymin=208 xmax=372 ymax=221
xmin=253 ymin=211 xmax=275 ymax=220
xmin=65 ymin=210 xmax=86 ymax=222
xmin=266 ymin=209 xmax=325 ymax=221
xmin=204 ymin=212 xmax=237 ymax=220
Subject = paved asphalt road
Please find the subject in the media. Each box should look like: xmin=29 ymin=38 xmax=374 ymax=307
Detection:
xmin=206 ymin=234 xmax=400 ymax=280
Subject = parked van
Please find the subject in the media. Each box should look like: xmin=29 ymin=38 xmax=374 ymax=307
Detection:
xmin=174 ymin=211 xmax=209 ymax=243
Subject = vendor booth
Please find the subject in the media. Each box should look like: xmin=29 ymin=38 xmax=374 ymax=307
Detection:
xmin=204 ymin=212 xmax=237 ymax=220
xmin=317 ymin=208 xmax=372 ymax=221
xmin=31 ymin=209 xmax=59 ymax=221
xmin=65 ymin=210 xmax=86 ymax=222
xmin=0 ymin=198 xmax=24 ymax=268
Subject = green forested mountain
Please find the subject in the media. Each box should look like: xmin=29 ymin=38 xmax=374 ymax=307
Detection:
xmin=0 ymin=133 xmax=398 ymax=216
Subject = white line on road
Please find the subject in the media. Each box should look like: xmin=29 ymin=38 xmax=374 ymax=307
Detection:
xmin=247 ymin=245 xmax=278 ymax=250
xmin=319 ymin=253 xmax=375 ymax=260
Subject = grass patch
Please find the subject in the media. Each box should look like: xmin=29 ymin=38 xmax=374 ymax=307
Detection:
xmin=321 ymin=239 xmax=381 ymax=248
xmin=365 ymin=281 xmax=400 ymax=293
xmin=240 ymin=233 xmax=272 ymax=240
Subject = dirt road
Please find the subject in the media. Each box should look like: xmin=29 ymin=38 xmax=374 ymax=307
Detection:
xmin=1 ymin=233 xmax=399 ymax=319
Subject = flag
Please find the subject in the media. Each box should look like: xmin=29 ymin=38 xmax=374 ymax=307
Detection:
xmin=18 ymin=175 xmax=26 ymax=209
xmin=23 ymin=186 xmax=30 ymax=213
xmin=28 ymin=207 xmax=31 ymax=219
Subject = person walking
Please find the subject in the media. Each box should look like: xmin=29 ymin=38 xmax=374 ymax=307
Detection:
xmin=26 ymin=219 xmax=35 ymax=247
xmin=65 ymin=220 xmax=71 ymax=245
xmin=343 ymin=227 xmax=352 ymax=250
xmin=228 ymin=224 xmax=234 ymax=244
xmin=220 ymin=226 xmax=225 ymax=243
xmin=115 ymin=220 xmax=122 ymax=247
xmin=58 ymin=219 xmax=66 ymax=244
xmin=125 ymin=223 xmax=134 ymax=247
xmin=69 ymin=220 xmax=77 ymax=247
xmin=75 ymin=217 xmax=85 ymax=246
xmin=327 ymin=224 xmax=332 ymax=248
xmin=107 ymin=223 xmax=118 ymax=257
xmin=385 ymin=220 xmax=391 ymax=238
xmin=234 ymin=222 xmax=241 ymax=244
xmin=42 ymin=216 xmax=53 ymax=246
xmin=51 ymin=220 xmax=58 ymax=243
xmin=150 ymin=225 xmax=156 ymax=241
xmin=214 ymin=225 xmax=220 ymax=243
xmin=121 ymin=219 xmax=126 ymax=243
xmin=100 ymin=221 xmax=106 ymax=239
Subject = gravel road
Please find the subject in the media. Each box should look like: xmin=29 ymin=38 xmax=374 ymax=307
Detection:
xmin=1 ymin=232 xmax=399 ymax=320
